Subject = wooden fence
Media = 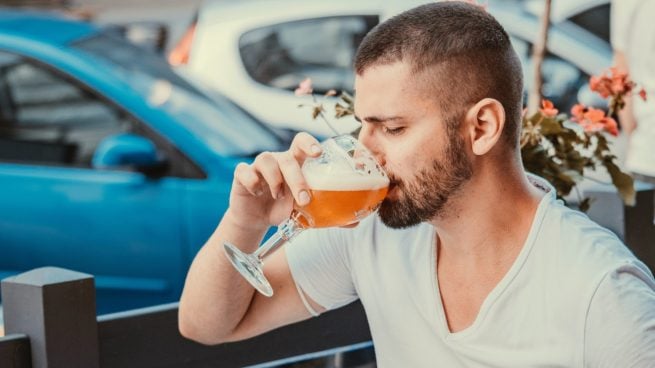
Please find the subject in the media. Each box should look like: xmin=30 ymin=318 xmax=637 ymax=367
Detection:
xmin=0 ymin=266 xmax=372 ymax=368
xmin=0 ymin=185 xmax=652 ymax=368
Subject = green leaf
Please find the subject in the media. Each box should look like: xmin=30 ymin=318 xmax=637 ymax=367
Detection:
xmin=312 ymin=106 xmax=324 ymax=120
xmin=603 ymin=159 xmax=636 ymax=206
xmin=334 ymin=103 xmax=353 ymax=119
xmin=539 ymin=118 xmax=565 ymax=135
xmin=579 ymin=197 xmax=592 ymax=213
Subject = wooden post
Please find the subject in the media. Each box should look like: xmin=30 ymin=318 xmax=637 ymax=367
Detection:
xmin=1 ymin=267 xmax=100 ymax=368
xmin=526 ymin=0 xmax=552 ymax=115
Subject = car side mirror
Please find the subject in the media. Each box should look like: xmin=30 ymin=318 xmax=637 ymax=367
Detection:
xmin=92 ymin=133 xmax=167 ymax=176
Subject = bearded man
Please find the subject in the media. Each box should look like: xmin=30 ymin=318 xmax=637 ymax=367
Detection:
xmin=179 ymin=2 xmax=655 ymax=366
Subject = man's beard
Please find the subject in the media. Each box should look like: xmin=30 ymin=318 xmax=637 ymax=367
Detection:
xmin=378 ymin=130 xmax=473 ymax=229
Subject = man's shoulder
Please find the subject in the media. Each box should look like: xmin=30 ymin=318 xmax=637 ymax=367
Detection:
xmin=539 ymin=199 xmax=644 ymax=274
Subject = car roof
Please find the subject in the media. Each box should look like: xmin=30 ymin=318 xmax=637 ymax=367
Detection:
xmin=199 ymin=0 xmax=401 ymax=23
xmin=0 ymin=8 xmax=95 ymax=45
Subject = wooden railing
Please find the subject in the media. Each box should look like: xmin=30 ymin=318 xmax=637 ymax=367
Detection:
xmin=0 ymin=267 xmax=371 ymax=368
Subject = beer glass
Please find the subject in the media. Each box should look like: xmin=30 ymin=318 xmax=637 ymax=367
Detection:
xmin=224 ymin=134 xmax=389 ymax=297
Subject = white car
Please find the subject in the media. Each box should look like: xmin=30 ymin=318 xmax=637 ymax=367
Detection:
xmin=172 ymin=0 xmax=612 ymax=138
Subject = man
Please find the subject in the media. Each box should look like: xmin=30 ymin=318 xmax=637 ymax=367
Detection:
xmin=179 ymin=2 xmax=655 ymax=366
xmin=611 ymin=0 xmax=655 ymax=183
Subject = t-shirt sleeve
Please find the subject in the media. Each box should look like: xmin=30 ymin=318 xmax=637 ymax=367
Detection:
xmin=584 ymin=262 xmax=655 ymax=367
xmin=285 ymin=226 xmax=358 ymax=312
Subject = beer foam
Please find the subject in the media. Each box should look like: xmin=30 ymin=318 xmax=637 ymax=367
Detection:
xmin=303 ymin=167 xmax=389 ymax=191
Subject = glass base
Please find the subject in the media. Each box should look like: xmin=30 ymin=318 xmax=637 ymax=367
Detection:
xmin=223 ymin=242 xmax=274 ymax=297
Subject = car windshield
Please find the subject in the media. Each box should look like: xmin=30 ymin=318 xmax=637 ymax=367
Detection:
xmin=71 ymin=30 xmax=285 ymax=156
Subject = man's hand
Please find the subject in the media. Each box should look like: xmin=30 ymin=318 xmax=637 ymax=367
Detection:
xmin=227 ymin=132 xmax=324 ymax=233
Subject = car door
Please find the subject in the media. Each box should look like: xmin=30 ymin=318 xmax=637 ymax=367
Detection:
xmin=0 ymin=50 xmax=187 ymax=313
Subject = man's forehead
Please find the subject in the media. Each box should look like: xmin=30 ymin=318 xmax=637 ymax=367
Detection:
xmin=354 ymin=63 xmax=440 ymax=113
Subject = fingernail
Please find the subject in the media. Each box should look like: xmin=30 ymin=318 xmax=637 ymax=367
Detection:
xmin=298 ymin=190 xmax=310 ymax=206
xmin=311 ymin=144 xmax=322 ymax=154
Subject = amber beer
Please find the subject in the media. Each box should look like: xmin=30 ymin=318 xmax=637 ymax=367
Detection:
xmin=292 ymin=172 xmax=389 ymax=229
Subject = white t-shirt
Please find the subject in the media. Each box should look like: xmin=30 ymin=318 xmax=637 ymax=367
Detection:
xmin=611 ymin=0 xmax=655 ymax=177
xmin=286 ymin=178 xmax=655 ymax=367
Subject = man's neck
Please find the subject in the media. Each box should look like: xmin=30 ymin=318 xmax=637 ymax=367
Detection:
xmin=431 ymin=166 xmax=546 ymax=333
xmin=430 ymin=167 xmax=545 ymax=265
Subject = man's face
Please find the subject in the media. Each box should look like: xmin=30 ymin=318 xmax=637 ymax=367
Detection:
xmin=354 ymin=62 xmax=472 ymax=228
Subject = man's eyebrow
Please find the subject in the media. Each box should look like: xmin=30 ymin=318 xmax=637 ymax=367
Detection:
xmin=354 ymin=115 xmax=404 ymax=124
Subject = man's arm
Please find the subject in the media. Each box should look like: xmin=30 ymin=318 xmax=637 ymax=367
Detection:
xmin=178 ymin=133 xmax=326 ymax=345
xmin=178 ymin=216 xmax=324 ymax=344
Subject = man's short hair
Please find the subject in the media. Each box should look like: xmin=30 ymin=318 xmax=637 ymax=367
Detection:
xmin=354 ymin=1 xmax=523 ymax=147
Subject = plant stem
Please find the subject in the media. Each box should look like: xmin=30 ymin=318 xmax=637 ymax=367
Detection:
xmin=312 ymin=95 xmax=340 ymax=137
xmin=526 ymin=0 xmax=552 ymax=115
xmin=574 ymin=184 xmax=583 ymax=203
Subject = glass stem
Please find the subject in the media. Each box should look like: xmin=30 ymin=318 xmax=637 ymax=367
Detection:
xmin=253 ymin=218 xmax=303 ymax=260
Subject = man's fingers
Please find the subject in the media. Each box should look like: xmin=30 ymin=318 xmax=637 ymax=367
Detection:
xmin=253 ymin=152 xmax=285 ymax=199
xmin=275 ymin=152 xmax=311 ymax=206
xmin=241 ymin=133 xmax=321 ymax=204
xmin=234 ymin=162 xmax=264 ymax=196
xmin=290 ymin=132 xmax=322 ymax=161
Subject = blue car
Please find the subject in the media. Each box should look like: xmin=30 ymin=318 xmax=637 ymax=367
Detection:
xmin=0 ymin=9 xmax=288 ymax=313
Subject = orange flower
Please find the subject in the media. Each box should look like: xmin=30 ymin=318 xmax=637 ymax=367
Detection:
xmin=611 ymin=77 xmax=627 ymax=94
xmin=639 ymin=88 xmax=648 ymax=101
xmin=294 ymin=78 xmax=313 ymax=96
xmin=583 ymin=107 xmax=605 ymax=124
xmin=590 ymin=67 xmax=641 ymax=104
xmin=569 ymin=104 xmax=618 ymax=136
xmin=539 ymin=99 xmax=558 ymax=117
xmin=571 ymin=103 xmax=586 ymax=120
xmin=589 ymin=75 xmax=611 ymax=98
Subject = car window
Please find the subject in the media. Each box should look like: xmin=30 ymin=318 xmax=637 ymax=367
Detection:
xmin=239 ymin=15 xmax=379 ymax=94
xmin=74 ymin=29 xmax=209 ymax=101
xmin=73 ymin=31 xmax=286 ymax=157
xmin=0 ymin=50 xmax=130 ymax=167
xmin=566 ymin=4 xmax=610 ymax=44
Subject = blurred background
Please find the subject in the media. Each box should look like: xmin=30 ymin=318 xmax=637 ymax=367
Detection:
xmin=0 ymin=1 xmax=619 ymax=365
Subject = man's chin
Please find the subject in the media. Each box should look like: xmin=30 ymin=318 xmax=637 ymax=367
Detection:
xmin=378 ymin=201 xmax=423 ymax=229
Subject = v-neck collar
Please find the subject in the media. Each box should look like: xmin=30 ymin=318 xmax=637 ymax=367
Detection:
xmin=429 ymin=176 xmax=556 ymax=340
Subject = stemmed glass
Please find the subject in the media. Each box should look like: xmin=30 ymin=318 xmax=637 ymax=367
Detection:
xmin=224 ymin=134 xmax=389 ymax=296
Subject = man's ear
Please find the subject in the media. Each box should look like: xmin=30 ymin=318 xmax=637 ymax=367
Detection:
xmin=464 ymin=98 xmax=506 ymax=156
